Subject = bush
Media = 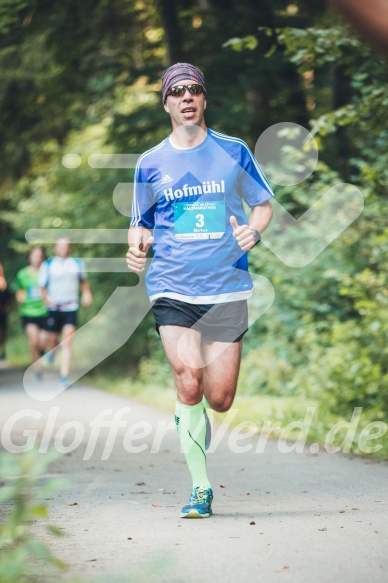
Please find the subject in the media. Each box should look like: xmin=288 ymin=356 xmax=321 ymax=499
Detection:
xmin=0 ymin=449 xmax=67 ymax=583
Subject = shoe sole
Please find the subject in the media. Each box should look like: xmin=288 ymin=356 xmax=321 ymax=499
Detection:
xmin=180 ymin=509 xmax=212 ymax=518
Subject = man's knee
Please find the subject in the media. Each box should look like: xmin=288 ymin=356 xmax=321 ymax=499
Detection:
xmin=176 ymin=368 xmax=203 ymax=404
xmin=62 ymin=325 xmax=76 ymax=341
xmin=208 ymin=389 xmax=236 ymax=413
xmin=210 ymin=400 xmax=233 ymax=413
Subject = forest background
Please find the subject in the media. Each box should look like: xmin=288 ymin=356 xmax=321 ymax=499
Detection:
xmin=1 ymin=0 xmax=387 ymax=455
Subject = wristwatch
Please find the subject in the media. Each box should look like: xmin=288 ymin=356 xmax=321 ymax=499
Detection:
xmin=250 ymin=228 xmax=261 ymax=246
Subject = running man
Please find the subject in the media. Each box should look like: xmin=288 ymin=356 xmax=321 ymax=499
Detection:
xmin=14 ymin=247 xmax=49 ymax=380
xmin=126 ymin=63 xmax=273 ymax=518
xmin=39 ymin=237 xmax=92 ymax=388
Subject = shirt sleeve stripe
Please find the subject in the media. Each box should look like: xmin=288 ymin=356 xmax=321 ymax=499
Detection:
xmin=130 ymin=141 xmax=166 ymax=227
xmin=209 ymin=129 xmax=273 ymax=196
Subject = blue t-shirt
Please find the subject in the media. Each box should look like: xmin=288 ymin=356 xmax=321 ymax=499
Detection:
xmin=130 ymin=128 xmax=274 ymax=304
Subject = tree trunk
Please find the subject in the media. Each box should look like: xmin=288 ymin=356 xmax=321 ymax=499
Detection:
xmin=159 ymin=0 xmax=183 ymax=64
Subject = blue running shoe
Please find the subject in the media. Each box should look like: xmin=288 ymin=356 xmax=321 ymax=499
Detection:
xmin=180 ymin=487 xmax=213 ymax=518
xmin=45 ymin=350 xmax=56 ymax=364
xmin=58 ymin=376 xmax=70 ymax=390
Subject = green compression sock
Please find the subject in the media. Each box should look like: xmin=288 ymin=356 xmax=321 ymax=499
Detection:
xmin=202 ymin=395 xmax=210 ymax=409
xmin=175 ymin=401 xmax=211 ymax=490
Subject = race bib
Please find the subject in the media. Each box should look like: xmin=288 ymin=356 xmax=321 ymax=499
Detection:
xmin=173 ymin=201 xmax=226 ymax=240
xmin=27 ymin=286 xmax=42 ymax=301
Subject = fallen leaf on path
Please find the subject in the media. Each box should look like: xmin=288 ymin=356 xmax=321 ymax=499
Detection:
xmin=250 ymin=521 xmax=256 ymax=525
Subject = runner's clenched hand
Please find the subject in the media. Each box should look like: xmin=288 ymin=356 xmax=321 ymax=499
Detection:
xmin=126 ymin=236 xmax=154 ymax=273
xmin=230 ymin=216 xmax=256 ymax=251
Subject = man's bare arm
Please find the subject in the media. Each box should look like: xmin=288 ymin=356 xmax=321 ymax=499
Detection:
xmin=248 ymin=200 xmax=273 ymax=234
xmin=80 ymin=280 xmax=93 ymax=307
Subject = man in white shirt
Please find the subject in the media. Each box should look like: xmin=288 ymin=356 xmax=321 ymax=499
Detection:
xmin=39 ymin=237 xmax=92 ymax=388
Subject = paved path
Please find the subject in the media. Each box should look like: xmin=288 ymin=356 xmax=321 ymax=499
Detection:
xmin=1 ymin=368 xmax=388 ymax=583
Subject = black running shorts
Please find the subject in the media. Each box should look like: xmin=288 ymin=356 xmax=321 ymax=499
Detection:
xmin=151 ymin=297 xmax=248 ymax=343
xmin=22 ymin=315 xmax=50 ymax=331
xmin=46 ymin=310 xmax=78 ymax=333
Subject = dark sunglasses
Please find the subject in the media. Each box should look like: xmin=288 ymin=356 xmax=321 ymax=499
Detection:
xmin=166 ymin=84 xmax=204 ymax=98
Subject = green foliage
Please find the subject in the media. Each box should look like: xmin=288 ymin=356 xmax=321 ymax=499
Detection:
xmin=222 ymin=35 xmax=258 ymax=52
xmin=217 ymin=17 xmax=388 ymax=425
xmin=0 ymin=449 xmax=67 ymax=583
xmin=274 ymin=22 xmax=388 ymax=186
xmin=0 ymin=0 xmax=36 ymax=36
xmin=275 ymin=25 xmax=370 ymax=66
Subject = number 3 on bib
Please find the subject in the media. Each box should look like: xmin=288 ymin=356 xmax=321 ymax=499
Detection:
xmin=173 ymin=201 xmax=226 ymax=240
xmin=195 ymin=213 xmax=205 ymax=228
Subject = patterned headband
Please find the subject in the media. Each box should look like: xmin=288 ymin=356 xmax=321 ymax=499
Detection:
xmin=162 ymin=62 xmax=206 ymax=103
